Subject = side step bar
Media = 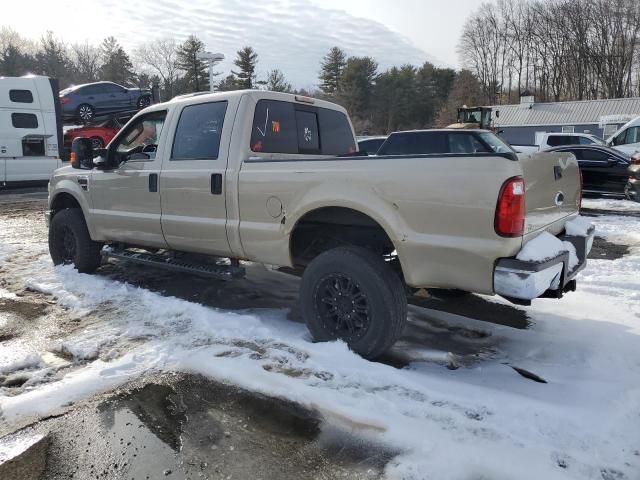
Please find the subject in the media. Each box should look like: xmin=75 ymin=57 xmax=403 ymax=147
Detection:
xmin=101 ymin=248 xmax=245 ymax=281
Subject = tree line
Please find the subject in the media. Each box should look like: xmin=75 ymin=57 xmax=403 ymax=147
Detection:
xmin=0 ymin=26 xmax=482 ymax=134
xmin=459 ymin=0 xmax=640 ymax=105
xmin=0 ymin=28 xmax=295 ymax=99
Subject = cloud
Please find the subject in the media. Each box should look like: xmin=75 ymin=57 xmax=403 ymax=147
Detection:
xmin=83 ymin=0 xmax=438 ymax=88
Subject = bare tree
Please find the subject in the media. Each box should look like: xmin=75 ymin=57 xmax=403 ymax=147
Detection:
xmin=71 ymin=42 xmax=102 ymax=84
xmin=135 ymin=38 xmax=179 ymax=97
xmin=459 ymin=0 xmax=640 ymax=102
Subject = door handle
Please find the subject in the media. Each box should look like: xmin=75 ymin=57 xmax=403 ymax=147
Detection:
xmin=211 ymin=173 xmax=222 ymax=195
xmin=149 ymin=173 xmax=158 ymax=192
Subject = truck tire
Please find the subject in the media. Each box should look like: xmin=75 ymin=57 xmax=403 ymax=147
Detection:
xmin=137 ymin=95 xmax=151 ymax=109
xmin=300 ymin=246 xmax=407 ymax=359
xmin=49 ymin=209 xmax=102 ymax=273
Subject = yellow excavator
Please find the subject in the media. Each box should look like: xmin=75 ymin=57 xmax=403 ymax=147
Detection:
xmin=447 ymin=106 xmax=496 ymax=130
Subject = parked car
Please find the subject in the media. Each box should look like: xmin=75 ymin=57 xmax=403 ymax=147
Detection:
xmin=47 ymin=91 xmax=589 ymax=359
xmin=512 ymin=132 xmax=605 ymax=155
xmin=546 ymin=145 xmax=639 ymax=201
xmin=0 ymin=75 xmax=64 ymax=186
xmin=376 ymin=129 xmax=516 ymax=156
xmin=357 ymin=136 xmax=387 ymax=155
xmin=60 ymin=81 xmax=152 ymax=123
xmin=607 ymin=116 xmax=640 ymax=156
xmin=64 ymin=111 xmax=136 ymax=151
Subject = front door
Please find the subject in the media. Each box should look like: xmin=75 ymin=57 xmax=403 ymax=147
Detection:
xmin=159 ymin=100 xmax=231 ymax=255
xmin=90 ymin=110 xmax=168 ymax=247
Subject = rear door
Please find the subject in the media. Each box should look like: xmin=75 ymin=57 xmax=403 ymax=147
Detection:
xmin=159 ymin=100 xmax=232 ymax=255
xmin=576 ymin=148 xmax=629 ymax=195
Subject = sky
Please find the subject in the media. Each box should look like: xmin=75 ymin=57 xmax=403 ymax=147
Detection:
xmin=2 ymin=0 xmax=485 ymax=89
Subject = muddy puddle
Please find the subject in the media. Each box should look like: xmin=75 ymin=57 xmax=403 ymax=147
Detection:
xmin=29 ymin=374 xmax=395 ymax=479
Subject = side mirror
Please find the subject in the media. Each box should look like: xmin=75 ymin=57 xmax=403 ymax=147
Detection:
xmin=70 ymin=137 xmax=93 ymax=169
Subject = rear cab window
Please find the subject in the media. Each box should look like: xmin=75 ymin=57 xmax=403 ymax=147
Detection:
xmin=250 ymin=99 xmax=355 ymax=156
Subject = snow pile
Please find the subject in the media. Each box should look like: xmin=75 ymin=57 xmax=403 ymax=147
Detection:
xmin=516 ymin=232 xmax=579 ymax=270
xmin=582 ymin=198 xmax=640 ymax=212
xmin=0 ymin=347 xmax=42 ymax=376
xmin=1 ymin=208 xmax=640 ymax=479
xmin=564 ymin=215 xmax=593 ymax=237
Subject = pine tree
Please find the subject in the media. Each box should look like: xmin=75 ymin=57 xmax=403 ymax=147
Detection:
xmin=232 ymin=46 xmax=259 ymax=89
xmin=100 ymin=37 xmax=136 ymax=85
xmin=338 ymin=56 xmax=377 ymax=117
xmin=266 ymin=69 xmax=292 ymax=92
xmin=216 ymin=74 xmax=239 ymax=92
xmin=319 ymin=47 xmax=346 ymax=95
xmin=176 ymin=35 xmax=208 ymax=92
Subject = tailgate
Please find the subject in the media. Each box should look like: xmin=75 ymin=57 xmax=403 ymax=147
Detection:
xmin=520 ymin=151 xmax=580 ymax=237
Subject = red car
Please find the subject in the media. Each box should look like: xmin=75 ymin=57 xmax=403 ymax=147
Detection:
xmin=64 ymin=111 xmax=135 ymax=151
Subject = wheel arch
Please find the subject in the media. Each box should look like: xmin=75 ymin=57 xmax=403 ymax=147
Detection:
xmin=49 ymin=185 xmax=96 ymax=238
xmin=288 ymin=202 xmax=408 ymax=280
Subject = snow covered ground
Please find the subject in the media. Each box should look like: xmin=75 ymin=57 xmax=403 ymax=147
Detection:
xmin=0 ymin=201 xmax=639 ymax=479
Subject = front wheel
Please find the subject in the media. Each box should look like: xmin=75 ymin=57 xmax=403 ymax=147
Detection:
xmin=90 ymin=137 xmax=104 ymax=149
xmin=49 ymin=209 xmax=102 ymax=273
xmin=300 ymin=246 xmax=407 ymax=359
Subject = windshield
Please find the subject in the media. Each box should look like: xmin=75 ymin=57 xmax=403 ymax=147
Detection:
xmin=478 ymin=132 xmax=515 ymax=154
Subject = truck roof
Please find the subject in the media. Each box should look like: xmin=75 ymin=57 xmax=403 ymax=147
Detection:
xmin=152 ymin=89 xmax=348 ymax=115
xmin=389 ymin=128 xmax=492 ymax=135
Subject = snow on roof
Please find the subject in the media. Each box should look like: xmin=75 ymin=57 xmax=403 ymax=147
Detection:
xmin=489 ymin=96 xmax=640 ymax=127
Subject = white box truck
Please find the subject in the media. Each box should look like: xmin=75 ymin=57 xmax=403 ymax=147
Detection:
xmin=0 ymin=75 xmax=64 ymax=186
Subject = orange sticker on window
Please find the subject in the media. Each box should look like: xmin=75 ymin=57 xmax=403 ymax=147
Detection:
xmin=271 ymin=120 xmax=280 ymax=133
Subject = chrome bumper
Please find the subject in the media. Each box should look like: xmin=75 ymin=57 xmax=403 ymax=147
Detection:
xmin=494 ymin=227 xmax=595 ymax=303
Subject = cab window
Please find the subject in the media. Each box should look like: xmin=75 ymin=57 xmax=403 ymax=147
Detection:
xmin=112 ymin=111 xmax=166 ymax=162
xmin=447 ymin=132 xmax=489 ymax=154
xmin=250 ymin=99 xmax=355 ymax=156
xmin=172 ymin=101 xmax=227 ymax=160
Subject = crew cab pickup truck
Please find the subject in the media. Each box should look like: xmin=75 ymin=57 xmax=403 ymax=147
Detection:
xmin=46 ymin=90 xmax=593 ymax=359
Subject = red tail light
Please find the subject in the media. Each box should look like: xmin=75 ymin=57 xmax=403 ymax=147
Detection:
xmin=60 ymin=96 xmax=70 ymax=105
xmin=631 ymin=153 xmax=640 ymax=165
xmin=495 ymin=176 xmax=526 ymax=237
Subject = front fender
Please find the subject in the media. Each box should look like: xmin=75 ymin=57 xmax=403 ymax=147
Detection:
xmin=49 ymin=177 xmax=96 ymax=238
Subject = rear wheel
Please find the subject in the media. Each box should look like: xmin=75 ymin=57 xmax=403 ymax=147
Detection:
xmin=49 ymin=209 xmax=102 ymax=273
xmin=137 ymin=95 xmax=151 ymax=109
xmin=90 ymin=137 xmax=104 ymax=149
xmin=300 ymin=246 xmax=407 ymax=359
xmin=77 ymin=104 xmax=94 ymax=123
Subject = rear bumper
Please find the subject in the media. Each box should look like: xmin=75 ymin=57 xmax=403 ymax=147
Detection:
xmin=493 ymin=226 xmax=595 ymax=302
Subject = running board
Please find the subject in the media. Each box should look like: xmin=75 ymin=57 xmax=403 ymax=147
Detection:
xmin=101 ymin=248 xmax=245 ymax=281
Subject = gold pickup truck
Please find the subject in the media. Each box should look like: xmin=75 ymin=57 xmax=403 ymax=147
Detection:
xmin=46 ymin=90 xmax=593 ymax=359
